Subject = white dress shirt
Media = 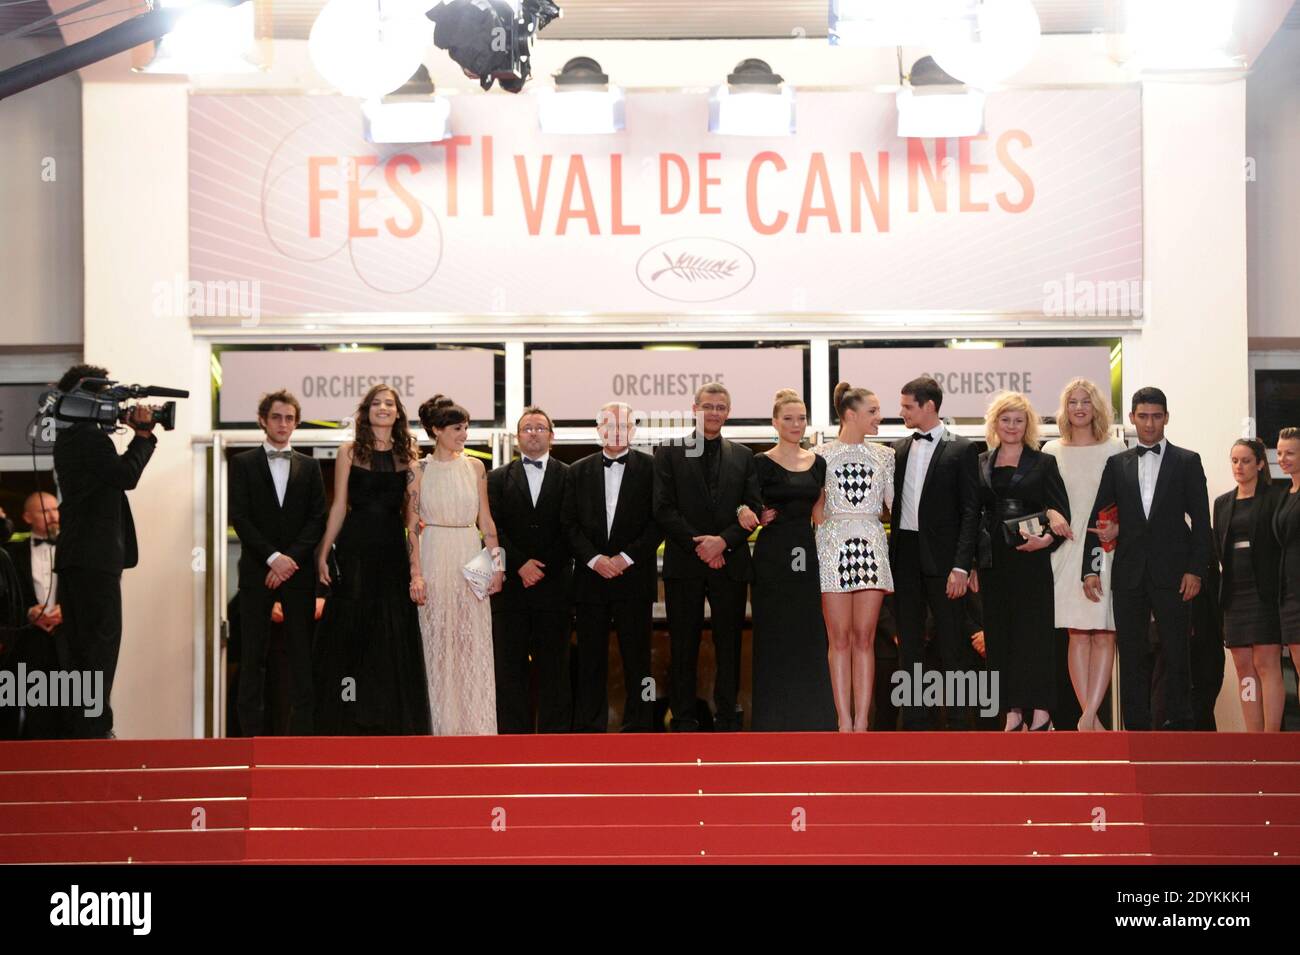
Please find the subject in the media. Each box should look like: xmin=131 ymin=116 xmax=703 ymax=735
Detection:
xmin=522 ymin=452 xmax=549 ymax=506
xmin=1137 ymin=437 xmax=1167 ymax=518
xmin=898 ymin=423 xmax=945 ymax=532
xmin=30 ymin=536 xmax=56 ymax=607
xmin=587 ymin=450 xmax=634 ymax=570
xmin=264 ymin=441 xmax=291 ymax=567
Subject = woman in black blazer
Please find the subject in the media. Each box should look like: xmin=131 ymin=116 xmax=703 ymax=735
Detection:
xmin=1276 ymin=428 xmax=1300 ymax=701
xmin=1214 ymin=438 xmax=1284 ymax=732
xmin=976 ymin=393 xmax=1071 ymax=731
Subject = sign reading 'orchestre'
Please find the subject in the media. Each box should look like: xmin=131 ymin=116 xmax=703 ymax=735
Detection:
xmin=836 ymin=346 xmax=1113 ymax=420
xmin=530 ymin=347 xmax=804 ymax=421
xmin=218 ymin=349 xmax=496 ymax=425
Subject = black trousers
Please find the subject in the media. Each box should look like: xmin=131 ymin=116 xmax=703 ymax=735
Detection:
xmin=0 ymin=624 xmax=71 ymax=739
xmin=58 ymin=567 xmax=122 ymax=739
xmin=491 ymin=606 xmax=571 ymax=733
xmin=1114 ymin=576 xmax=1192 ymax=730
xmin=573 ymin=595 xmax=654 ymax=732
xmin=237 ymin=584 xmax=315 ymax=736
xmin=892 ymin=531 xmax=978 ymax=730
xmin=664 ymin=573 xmax=747 ymax=731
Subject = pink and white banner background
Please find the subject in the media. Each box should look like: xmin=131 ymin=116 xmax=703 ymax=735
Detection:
xmin=188 ymin=88 xmax=1141 ymax=317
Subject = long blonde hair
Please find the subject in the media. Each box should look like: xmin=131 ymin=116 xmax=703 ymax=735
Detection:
xmin=985 ymin=391 xmax=1042 ymax=450
xmin=1056 ymin=377 xmax=1113 ymax=445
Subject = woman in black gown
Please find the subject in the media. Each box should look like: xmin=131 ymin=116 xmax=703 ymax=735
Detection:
xmin=744 ymin=389 xmax=836 ymax=731
xmin=1276 ymin=427 xmax=1300 ymax=705
xmin=976 ymin=392 xmax=1070 ymax=732
xmin=313 ymin=384 xmax=430 ymax=735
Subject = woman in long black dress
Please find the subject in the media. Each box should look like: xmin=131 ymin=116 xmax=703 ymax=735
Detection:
xmin=1213 ymin=438 xmax=1283 ymax=732
xmin=743 ymin=389 xmax=836 ymax=731
xmin=976 ymin=392 xmax=1070 ymax=732
xmin=1275 ymin=427 xmax=1300 ymax=706
xmin=313 ymin=384 xmax=430 ymax=735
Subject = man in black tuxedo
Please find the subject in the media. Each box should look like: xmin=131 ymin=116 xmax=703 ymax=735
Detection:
xmin=563 ymin=402 xmax=663 ymax=732
xmin=3 ymin=492 xmax=68 ymax=738
xmin=653 ymin=382 xmax=761 ymax=732
xmin=890 ymin=375 xmax=981 ymax=730
xmin=487 ymin=406 xmax=573 ymax=733
xmin=1082 ymin=386 xmax=1212 ymax=730
xmin=53 ymin=363 xmax=159 ymax=738
xmin=228 ymin=390 xmax=327 ymax=735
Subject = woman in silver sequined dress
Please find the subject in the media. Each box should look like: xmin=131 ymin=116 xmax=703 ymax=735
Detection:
xmin=814 ymin=383 xmax=895 ymax=732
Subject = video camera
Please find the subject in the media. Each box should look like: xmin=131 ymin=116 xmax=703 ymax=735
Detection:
xmin=53 ymin=378 xmax=190 ymax=433
xmin=427 ymin=0 xmax=562 ymax=93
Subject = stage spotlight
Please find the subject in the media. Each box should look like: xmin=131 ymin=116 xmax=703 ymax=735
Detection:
xmin=309 ymin=0 xmax=433 ymax=99
xmin=708 ymin=58 xmax=795 ymax=137
xmin=362 ymin=65 xmax=453 ymax=143
xmin=536 ymin=57 xmax=624 ymax=134
xmin=930 ymin=0 xmax=1041 ymax=90
xmin=427 ymin=0 xmax=562 ymax=93
xmin=829 ymin=0 xmax=978 ymax=48
xmin=895 ymin=55 xmax=984 ymax=138
xmin=1124 ymin=0 xmax=1240 ymax=70
xmin=133 ymin=0 xmax=262 ymax=74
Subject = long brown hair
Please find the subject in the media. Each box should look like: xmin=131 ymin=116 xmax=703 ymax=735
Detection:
xmin=1232 ymin=438 xmax=1272 ymax=486
xmin=352 ymin=384 xmax=418 ymax=467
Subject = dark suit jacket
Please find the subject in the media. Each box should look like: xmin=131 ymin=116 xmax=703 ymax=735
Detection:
xmin=53 ymin=423 xmax=156 ymax=574
xmin=1082 ymin=440 xmax=1213 ymax=591
xmin=652 ymin=435 xmax=761 ymax=582
xmin=3 ymin=539 xmax=41 ymax=612
xmin=1275 ymin=487 xmax=1300 ymax=603
xmin=975 ymin=446 xmax=1071 ymax=566
xmin=563 ymin=450 xmax=662 ymax=605
xmin=487 ymin=456 xmax=573 ymax=612
xmin=1213 ymin=483 xmax=1283 ymax=611
xmin=229 ymin=447 xmax=328 ymax=593
xmin=890 ymin=430 xmax=981 ymax=576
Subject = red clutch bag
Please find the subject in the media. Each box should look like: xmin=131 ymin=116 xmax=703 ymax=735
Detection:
xmin=1097 ymin=504 xmax=1119 ymax=553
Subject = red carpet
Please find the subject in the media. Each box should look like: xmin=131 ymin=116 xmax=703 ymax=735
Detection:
xmin=2 ymin=733 xmax=1297 ymax=864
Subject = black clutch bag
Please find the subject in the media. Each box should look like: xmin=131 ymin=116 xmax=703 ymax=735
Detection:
xmin=1002 ymin=511 xmax=1048 ymax=547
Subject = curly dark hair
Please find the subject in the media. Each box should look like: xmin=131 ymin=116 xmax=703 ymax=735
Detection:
xmin=418 ymin=394 xmax=470 ymax=440
xmin=352 ymin=384 xmax=418 ymax=467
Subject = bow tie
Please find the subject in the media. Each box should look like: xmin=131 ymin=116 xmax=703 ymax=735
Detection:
xmin=1136 ymin=444 xmax=1161 ymax=457
xmin=523 ymin=457 xmax=544 ymax=469
xmin=267 ymin=449 xmax=292 ymax=460
xmin=911 ymin=432 xmax=934 ymax=443
xmin=32 ymin=537 xmax=55 ymax=547
xmin=603 ymin=455 xmax=627 ymax=468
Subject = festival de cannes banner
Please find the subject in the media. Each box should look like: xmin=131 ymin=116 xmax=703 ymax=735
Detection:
xmin=835 ymin=345 xmax=1114 ymax=419
xmin=188 ymin=89 xmax=1141 ymax=319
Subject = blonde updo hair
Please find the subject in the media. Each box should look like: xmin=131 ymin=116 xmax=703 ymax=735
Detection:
xmin=833 ymin=381 xmax=874 ymax=420
xmin=985 ymin=391 xmax=1042 ymax=450
xmin=772 ymin=388 xmax=805 ymax=418
xmin=1056 ymin=377 xmax=1113 ymax=445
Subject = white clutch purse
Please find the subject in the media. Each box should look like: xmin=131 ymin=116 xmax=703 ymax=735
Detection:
xmin=462 ymin=546 xmax=505 ymax=600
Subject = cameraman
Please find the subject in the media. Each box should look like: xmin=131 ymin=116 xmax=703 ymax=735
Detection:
xmin=53 ymin=363 xmax=159 ymax=739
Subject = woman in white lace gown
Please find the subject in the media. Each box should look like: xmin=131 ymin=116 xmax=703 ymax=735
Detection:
xmin=410 ymin=395 xmax=503 ymax=735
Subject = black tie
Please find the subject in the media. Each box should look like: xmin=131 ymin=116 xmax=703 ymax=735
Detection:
xmin=32 ymin=537 xmax=55 ymax=547
xmin=1136 ymin=444 xmax=1161 ymax=457
xmin=523 ymin=457 xmax=543 ymax=469
xmin=911 ymin=432 xmax=934 ymax=442
xmin=603 ymin=455 xmax=627 ymax=468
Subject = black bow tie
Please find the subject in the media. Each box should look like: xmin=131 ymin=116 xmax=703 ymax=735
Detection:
xmin=32 ymin=537 xmax=55 ymax=547
xmin=1136 ymin=444 xmax=1161 ymax=457
xmin=523 ymin=457 xmax=544 ymax=469
xmin=603 ymin=455 xmax=627 ymax=468
xmin=911 ymin=432 xmax=934 ymax=442
xmin=266 ymin=449 xmax=292 ymax=460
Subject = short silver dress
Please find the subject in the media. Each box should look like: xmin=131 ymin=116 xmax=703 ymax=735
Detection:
xmin=814 ymin=440 xmax=895 ymax=593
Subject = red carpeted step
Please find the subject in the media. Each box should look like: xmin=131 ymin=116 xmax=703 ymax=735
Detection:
xmin=0 ymin=830 xmax=246 ymax=864
xmin=0 ymin=799 xmax=249 ymax=834
xmin=0 ymin=767 xmax=251 ymax=802
xmin=0 ymin=738 xmax=252 ymax=770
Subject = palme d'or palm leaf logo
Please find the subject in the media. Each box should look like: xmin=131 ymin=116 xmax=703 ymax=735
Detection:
xmin=650 ymin=252 xmax=741 ymax=283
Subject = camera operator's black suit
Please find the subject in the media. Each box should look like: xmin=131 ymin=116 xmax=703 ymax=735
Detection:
xmin=54 ymin=421 xmax=156 ymax=738
xmin=228 ymin=446 xmax=327 ymax=736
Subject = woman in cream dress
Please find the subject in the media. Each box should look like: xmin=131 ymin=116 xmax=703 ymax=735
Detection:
xmin=410 ymin=395 xmax=503 ymax=735
xmin=1041 ymin=378 xmax=1126 ymax=732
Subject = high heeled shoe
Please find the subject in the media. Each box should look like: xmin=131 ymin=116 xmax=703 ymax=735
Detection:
xmin=1029 ymin=719 xmax=1054 ymax=731
xmin=1004 ymin=715 xmax=1026 ymax=732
